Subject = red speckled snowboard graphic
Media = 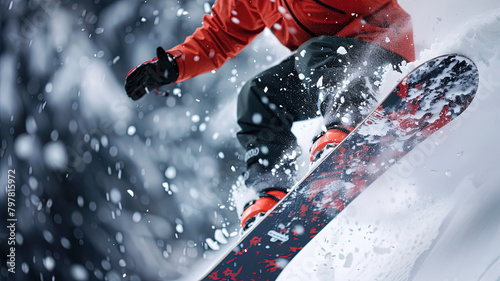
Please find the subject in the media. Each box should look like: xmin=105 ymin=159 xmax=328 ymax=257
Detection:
xmin=202 ymin=55 xmax=478 ymax=281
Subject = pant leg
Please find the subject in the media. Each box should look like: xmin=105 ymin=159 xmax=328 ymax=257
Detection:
xmin=295 ymin=35 xmax=406 ymax=129
xmin=237 ymin=56 xmax=318 ymax=191
xmin=237 ymin=36 xmax=406 ymax=192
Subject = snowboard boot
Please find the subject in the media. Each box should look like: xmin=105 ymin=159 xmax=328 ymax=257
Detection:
xmin=241 ymin=187 xmax=288 ymax=229
xmin=310 ymin=125 xmax=353 ymax=164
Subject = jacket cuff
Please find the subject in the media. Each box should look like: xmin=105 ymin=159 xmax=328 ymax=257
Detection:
xmin=167 ymin=50 xmax=185 ymax=83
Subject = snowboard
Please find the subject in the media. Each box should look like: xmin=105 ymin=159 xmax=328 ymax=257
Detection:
xmin=202 ymin=54 xmax=479 ymax=280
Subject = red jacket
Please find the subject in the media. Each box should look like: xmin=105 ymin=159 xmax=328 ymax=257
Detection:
xmin=167 ymin=0 xmax=415 ymax=83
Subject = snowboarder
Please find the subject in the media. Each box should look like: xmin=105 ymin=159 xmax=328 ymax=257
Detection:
xmin=124 ymin=0 xmax=415 ymax=229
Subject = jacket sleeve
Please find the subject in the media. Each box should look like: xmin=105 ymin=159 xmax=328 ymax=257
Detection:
xmin=166 ymin=0 xmax=266 ymax=83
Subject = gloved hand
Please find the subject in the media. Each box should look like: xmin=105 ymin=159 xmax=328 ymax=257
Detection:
xmin=125 ymin=47 xmax=179 ymax=100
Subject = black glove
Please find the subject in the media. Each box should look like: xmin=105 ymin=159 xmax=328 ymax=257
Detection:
xmin=125 ymin=47 xmax=179 ymax=100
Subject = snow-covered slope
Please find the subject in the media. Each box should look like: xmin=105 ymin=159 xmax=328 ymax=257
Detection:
xmin=277 ymin=5 xmax=500 ymax=281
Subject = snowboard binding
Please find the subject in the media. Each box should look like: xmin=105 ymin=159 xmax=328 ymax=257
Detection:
xmin=241 ymin=187 xmax=288 ymax=229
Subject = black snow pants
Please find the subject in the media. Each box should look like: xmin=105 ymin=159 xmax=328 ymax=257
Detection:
xmin=237 ymin=35 xmax=406 ymax=192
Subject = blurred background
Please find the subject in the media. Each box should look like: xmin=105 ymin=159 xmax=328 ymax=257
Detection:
xmin=0 ymin=0 xmax=294 ymax=280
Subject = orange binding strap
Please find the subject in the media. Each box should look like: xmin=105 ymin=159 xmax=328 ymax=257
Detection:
xmin=309 ymin=127 xmax=353 ymax=162
xmin=241 ymin=190 xmax=287 ymax=228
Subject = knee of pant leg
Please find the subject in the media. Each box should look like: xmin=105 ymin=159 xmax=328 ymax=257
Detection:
xmin=296 ymin=36 xmax=334 ymax=70
xmin=295 ymin=36 xmax=355 ymax=88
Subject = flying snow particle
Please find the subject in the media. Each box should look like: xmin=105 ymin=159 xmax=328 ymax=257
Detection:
xmin=25 ymin=116 xmax=37 ymax=133
xmin=190 ymin=188 xmax=200 ymax=199
xmin=337 ymin=46 xmax=348 ymax=55
xmin=275 ymin=258 xmax=289 ymax=269
xmin=127 ymin=126 xmax=136 ymax=136
xmin=214 ymin=229 xmax=228 ymax=244
xmin=341 ymin=115 xmax=351 ymax=124
xmin=43 ymin=256 xmax=55 ymax=271
xmin=191 ymin=115 xmax=200 ymax=122
xmin=28 ymin=176 xmax=38 ymax=190
xmin=261 ymin=146 xmax=269 ymax=154
xmin=173 ymin=88 xmax=181 ymax=96
xmin=70 ymin=264 xmax=89 ymax=281
xmin=77 ymin=196 xmax=84 ymax=207
xmin=176 ymin=224 xmax=184 ymax=233
xmin=110 ymin=188 xmax=121 ymax=203
xmin=14 ymin=134 xmax=38 ymax=160
xmin=69 ymin=120 xmax=78 ymax=133
xmin=50 ymin=130 xmax=59 ymax=141
xmin=316 ymin=76 xmax=324 ymax=88
xmin=43 ymin=141 xmax=68 ymax=170
xmin=71 ymin=211 xmax=84 ymax=226
xmin=45 ymin=83 xmax=53 ymax=93
xmin=165 ymin=166 xmax=177 ymax=179
xmin=95 ymin=50 xmax=104 ymax=58
xmin=132 ymin=212 xmax=142 ymax=223
xmin=293 ymin=224 xmax=305 ymax=235
xmin=127 ymin=189 xmax=134 ymax=197
xmin=205 ymin=238 xmax=220 ymax=250
xmin=101 ymin=136 xmax=109 ymax=147
xmin=89 ymin=201 xmax=97 ymax=211
xmin=43 ymin=230 xmax=54 ymax=244
xmin=115 ymin=232 xmax=124 ymax=244
xmin=101 ymin=260 xmax=112 ymax=271
xmin=162 ymin=182 xmax=170 ymax=192
xmin=109 ymin=146 xmax=118 ymax=157
xmin=204 ymin=2 xmax=211 ymax=13
xmin=61 ymin=237 xmax=71 ymax=249
xmin=252 ymin=113 xmax=263 ymax=124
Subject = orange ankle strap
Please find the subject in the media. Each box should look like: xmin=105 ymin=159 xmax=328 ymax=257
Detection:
xmin=241 ymin=190 xmax=287 ymax=228
xmin=310 ymin=127 xmax=353 ymax=162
